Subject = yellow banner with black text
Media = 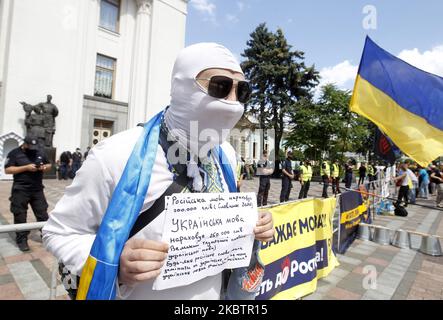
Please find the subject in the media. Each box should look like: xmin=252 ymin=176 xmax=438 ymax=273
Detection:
xmin=256 ymin=198 xmax=339 ymax=300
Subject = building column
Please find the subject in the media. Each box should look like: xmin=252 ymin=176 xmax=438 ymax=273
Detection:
xmin=128 ymin=0 xmax=153 ymax=128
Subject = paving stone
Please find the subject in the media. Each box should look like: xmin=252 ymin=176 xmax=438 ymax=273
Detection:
xmin=336 ymin=273 xmax=367 ymax=295
xmin=342 ymin=251 xmax=369 ymax=261
xmin=55 ymin=284 xmax=68 ymax=297
xmin=0 ymin=265 xmax=9 ymax=276
xmin=378 ymin=276 xmax=402 ymax=288
xmin=329 ymin=268 xmax=349 ymax=279
xmin=0 ymin=282 xmax=24 ymax=300
xmin=352 ymin=265 xmax=368 ymax=275
xmin=322 ymin=295 xmax=339 ymax=300
xmin=355 ymin=246 xmax=378 ymax=253
xmin=0 ymin=273 xmax=14 ymax=285
xmin=362 ymin=290 xmax=391 ymax=300
xmin=8 ymin=261 xmax=50 ymax=300
xmin=335 ymin=262 xmax=355 ymax=271
xmin=376 ymin=284 xmax=398 ymax=296
xmin=327 ymin=287 xmax=361 ymax=300
xmin=321 ymin=274 xmax=342 ymax=286
xmin=365 ymin=257 xmax=390 ymax=267
xmin=315 ymin=284 xmax=333 ymax=294
xmin=0 ymin=238 xmax=21 ymax=257
xmin=371 ymin=251 xmax=396 ymax=261
xmin=4 ymin=253 xmax=33 ymax=265
xmin=336 ymin=255 xmax=361 ymax=266
xmin=303 ymin=292 xmax=323 ymax=300
xmin=393 ymin=281 xmax=412 ymax=297
xmin=30 ymin=259 xmax=53 ymax=288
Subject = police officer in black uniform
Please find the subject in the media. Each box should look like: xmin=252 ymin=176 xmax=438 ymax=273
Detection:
xmin=71 ymin=148 xmax=83 ymax=177
xmin=280 ymin=151 xmax=295 ymax=203
xmin=256 ymin=150 xmax=274 ymax=207
xmin=4 ymin=135 xmax=52 ymax=251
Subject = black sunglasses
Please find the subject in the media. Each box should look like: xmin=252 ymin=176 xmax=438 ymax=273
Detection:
xmin=196 ymin=75 xmax=252 ymax=104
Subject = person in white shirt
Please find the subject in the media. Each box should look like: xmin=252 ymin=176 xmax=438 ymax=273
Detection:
xmin=407 ymin=167 xmax=419 ymax=204
xmin=393 ymin=161 xmax=411 ymax=207
xmin=43 ymin=43 xmax=274 ymax=300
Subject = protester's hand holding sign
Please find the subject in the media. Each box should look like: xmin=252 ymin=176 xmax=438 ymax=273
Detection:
xmin=119 ymin=239 xmax=169 ymax=286
xmin=254 ymin=211 xmax=274 ymax=242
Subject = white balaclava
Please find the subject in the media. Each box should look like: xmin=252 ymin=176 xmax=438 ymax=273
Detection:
xmin=164 ymin=43 xmax=245 ymax=159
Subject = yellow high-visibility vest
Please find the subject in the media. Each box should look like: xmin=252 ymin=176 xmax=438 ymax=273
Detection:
xmin=320 ymin=161 xmax=330 ymax=177
xmin=236 ymin=163 xmax=242 ymax=180
xmin=300 ymin=165 xmax=313 ymax=182
xmin=332 ymin=163 xmax=340 ymax=178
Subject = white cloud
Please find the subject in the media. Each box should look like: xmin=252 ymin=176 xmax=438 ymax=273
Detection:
xmin=317 ymin=44 xmax=443 ymax=97
xmin=317 ymin=60 xmax=358 ymax=94
xmin=190 ymin=0 xmax=216 ymax=15
xmin=189 ymin=0 xmax=217 ymax=24
xmin=398 ymin=45 xmax=443 ymax=77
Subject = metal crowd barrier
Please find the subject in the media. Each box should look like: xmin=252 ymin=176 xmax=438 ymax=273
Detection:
xmin=0 ymin=221 xmax=46 ymax=234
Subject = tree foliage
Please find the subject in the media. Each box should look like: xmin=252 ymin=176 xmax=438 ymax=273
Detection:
xmin=285 ymin=84 xmax=374 ymax=161
xmin=241 ymin=23 xmax=319 ymax=165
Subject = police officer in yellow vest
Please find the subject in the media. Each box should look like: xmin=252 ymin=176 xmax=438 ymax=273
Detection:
xmin=331 ymin=159 xmax=341 ymax=195
xmin=298 ymin=160 xmax=313 ymax=199
xmin=321 ymin=160 xmax=331 ymax=198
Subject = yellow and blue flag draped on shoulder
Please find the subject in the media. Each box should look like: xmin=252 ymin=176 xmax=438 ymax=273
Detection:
xmin=350 ymin=36 xmax=443 ymax=167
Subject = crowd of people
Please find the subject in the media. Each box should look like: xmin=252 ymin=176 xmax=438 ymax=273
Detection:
xmin=393 ymin=160 xmax=443 ymax=209
xmin=235 ymin=151 xmax=443 ymax=211
xmin=55 ymin=146 xmax=90 ymax=180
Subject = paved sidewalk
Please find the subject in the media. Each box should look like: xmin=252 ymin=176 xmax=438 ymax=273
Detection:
xmin=0 ymin=177 xmax=441 ymax=300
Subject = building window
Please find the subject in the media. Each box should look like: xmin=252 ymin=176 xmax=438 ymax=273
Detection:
xmin=99 ymin=0 xmax=120 ymax=32
xmin=94 ymin=54 xmax=116 ymax=99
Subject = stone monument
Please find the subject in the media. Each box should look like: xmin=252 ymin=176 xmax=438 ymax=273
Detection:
xmin=20 ymin=95 xmax=59 ymax=178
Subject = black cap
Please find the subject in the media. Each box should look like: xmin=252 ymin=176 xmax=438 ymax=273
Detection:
xmin=24 ymin=135 xmax=39 ymax=150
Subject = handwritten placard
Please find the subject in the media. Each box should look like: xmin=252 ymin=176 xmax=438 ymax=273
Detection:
xmin=152 ymin=192 xmax=258 ymax=291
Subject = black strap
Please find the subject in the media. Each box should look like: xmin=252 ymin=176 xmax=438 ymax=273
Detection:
xmin=129 ymin=172 xmax=188 ymax=238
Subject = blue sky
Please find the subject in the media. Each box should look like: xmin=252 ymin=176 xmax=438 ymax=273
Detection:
xmin=185 ymin=0 xmax=443 ymax=91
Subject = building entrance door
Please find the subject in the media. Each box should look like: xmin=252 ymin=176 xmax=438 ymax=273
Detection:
xmin=92 ymin=119 xmax=113 ymax=146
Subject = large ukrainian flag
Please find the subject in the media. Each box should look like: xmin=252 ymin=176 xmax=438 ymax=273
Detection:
xmin=350 ymin=36 xmax=443 ymax=166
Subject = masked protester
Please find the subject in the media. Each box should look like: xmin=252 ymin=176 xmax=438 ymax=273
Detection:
xmin=43 ymin=43 xmax=274 ymax=300
xmin=4 ymin=135 xmax=52 ymax=251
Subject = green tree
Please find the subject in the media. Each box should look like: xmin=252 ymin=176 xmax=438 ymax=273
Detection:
xmin=241 ymin=23 xmax=319 ymax=172
xmin=285 ymin=84 xmax=374 ymax=161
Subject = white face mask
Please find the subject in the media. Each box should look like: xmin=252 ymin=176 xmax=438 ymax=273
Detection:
xmin=164 ymin=43 xmax=245 ymax=158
